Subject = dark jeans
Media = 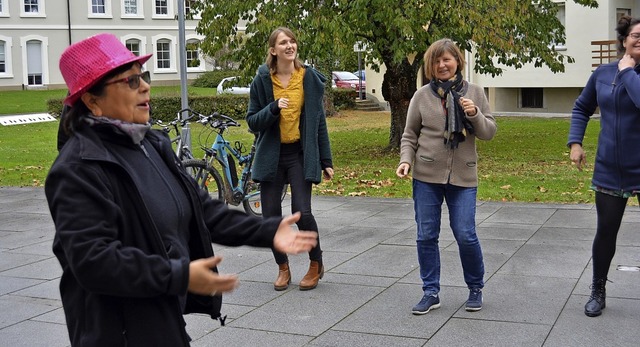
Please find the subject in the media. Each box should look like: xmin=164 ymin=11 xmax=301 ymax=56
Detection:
xmin=592 ymin=191 xmax=639 ymax=279
xmin=260 ymin=142 xmax=322 ymax=265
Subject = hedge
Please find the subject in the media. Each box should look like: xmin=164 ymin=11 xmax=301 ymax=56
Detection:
xmin=190 ymin=70 xmax=238 ymax=88
xmin=46 ymin=94 xmax=249 ymax=122
xmin=46 ymin=88 xmax=360 ymax=122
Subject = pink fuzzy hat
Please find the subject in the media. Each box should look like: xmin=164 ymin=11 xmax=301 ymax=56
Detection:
xmin=59 ymin=33 xmax=152 ymax=106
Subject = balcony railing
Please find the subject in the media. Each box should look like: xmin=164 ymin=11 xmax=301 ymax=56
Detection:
xmin=591 ymin=40 xmax=617 ymax=68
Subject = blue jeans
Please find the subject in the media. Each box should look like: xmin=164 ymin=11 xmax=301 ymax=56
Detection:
xmin=413 ymin=180 xmax=484 ymax=295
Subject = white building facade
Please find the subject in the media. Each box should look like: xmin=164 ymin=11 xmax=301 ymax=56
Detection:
xmin=0 ymin=0 xmax=209 ymax=91
xmin=474 ymin=0 xmax=639 ymax=114
xmin=366 ymin=0 xmax=640 ymax=114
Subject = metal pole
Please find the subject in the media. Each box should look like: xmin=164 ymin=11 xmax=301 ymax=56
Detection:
xmin=177 ymin=0 xmax=191 ymax=152
xmin=358 ymin=50 xmax=363 ymax=100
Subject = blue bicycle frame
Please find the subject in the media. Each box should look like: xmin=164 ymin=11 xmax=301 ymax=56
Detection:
xmin=208 ymin=132 xmax=259 ymax=205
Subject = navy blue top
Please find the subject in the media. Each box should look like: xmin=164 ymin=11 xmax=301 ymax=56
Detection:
xmin=568 ymin=61 xmax=640 ymax=192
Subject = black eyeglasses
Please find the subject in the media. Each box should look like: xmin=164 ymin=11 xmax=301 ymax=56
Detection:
xmin=104 ymin=71 xmax=151 ymax=89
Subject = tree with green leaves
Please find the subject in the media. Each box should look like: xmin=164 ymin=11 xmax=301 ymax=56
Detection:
xmin=192 ymin=0 xmax=598 ymax=149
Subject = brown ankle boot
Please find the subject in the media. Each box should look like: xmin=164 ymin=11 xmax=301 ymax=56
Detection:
xmin=299 ymin=260 xmax=324 ymax=290
xmin=274 ymin=263 xmax=291 ymax=291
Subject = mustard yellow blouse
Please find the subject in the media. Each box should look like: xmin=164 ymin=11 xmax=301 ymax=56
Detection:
xmin=271 ymin=67 xmax=305 ymax=143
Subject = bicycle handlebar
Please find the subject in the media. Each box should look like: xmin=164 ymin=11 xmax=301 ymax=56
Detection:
xmin=196 ymin=111 xmax=240 ymax=130
xmin=154 ymin=108 xmax=241 ymax=134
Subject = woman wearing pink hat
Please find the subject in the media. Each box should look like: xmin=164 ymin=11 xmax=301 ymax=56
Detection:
xmin=46 ymin=33 xmax=318 ymax=346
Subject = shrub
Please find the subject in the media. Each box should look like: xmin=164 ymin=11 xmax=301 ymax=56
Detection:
xmin=191 ymin=69 xmax=238 ymax=88
xmin=332 ymin=88 xmax=357 ymax=110
xmin=46 ymin=98 xmax=65 ymax=118
xmin=133 ymin=94 xmax=250 ymax=122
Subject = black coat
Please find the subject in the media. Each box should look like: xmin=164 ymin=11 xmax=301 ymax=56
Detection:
xmin=45 ymin=122 xmax=280 ymax=346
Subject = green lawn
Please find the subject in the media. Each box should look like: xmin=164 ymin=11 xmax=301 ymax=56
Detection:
xmin=0 ymin=86 xmax=215 ymax=115
xmin=0 ymin=109 xmax=601 ymax=204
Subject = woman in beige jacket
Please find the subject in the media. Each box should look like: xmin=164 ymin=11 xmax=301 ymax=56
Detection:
xmin=396 ymin=38 xmax=497 ymax=315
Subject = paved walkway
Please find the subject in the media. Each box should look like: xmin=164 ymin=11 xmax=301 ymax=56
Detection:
xmin=0 ymin=187 xmax=639 ymax=347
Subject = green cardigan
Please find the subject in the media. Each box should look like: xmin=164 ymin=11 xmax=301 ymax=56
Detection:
xmin=246 ymin=64 xmax=333 ymax=183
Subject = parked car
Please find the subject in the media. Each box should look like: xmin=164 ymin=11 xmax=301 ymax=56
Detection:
xmin=216 ymin=76 xmax=250 ymax=95
xmin=352 ymin=70 xmax=366 ymax=81
xmin=332 ymin=71 xmax=366 ymax=92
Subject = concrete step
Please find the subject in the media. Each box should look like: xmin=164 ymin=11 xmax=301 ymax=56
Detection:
xmin=354 ymin=99 xmax=381 ymax=111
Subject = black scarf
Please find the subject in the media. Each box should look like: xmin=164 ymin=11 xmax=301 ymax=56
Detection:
xmin=430 ymin=71 xmax=474 ymax=148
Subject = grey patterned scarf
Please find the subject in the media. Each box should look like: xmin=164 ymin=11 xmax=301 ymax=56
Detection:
xmin=429 ymin=71 xmax=474 ymax=148
xmin=84 ymin=114 xmax=151 ymax=145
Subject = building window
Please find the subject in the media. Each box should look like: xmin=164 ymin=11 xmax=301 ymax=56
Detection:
xmin=155 ymin=0 xmax=167 ymax=15
xmin=126 ymin=39 xmax=141 ymax=56
xmin=0 ymin=36 xmax=13 ymax=77
xmin=521 ymin=88 xmax=543 ymax=108
xmin=88 ymin=0 xmax=111 ymax=17
xmin=617 ymin=8 xmax=631 ymax=22
xmin=186 ymin=40 xmax=200 ymax=68
xmin=124 ymin=0 xmax=137 ymax=14
xmin=156 ymin=39 xmax=171 ymax=69
xmin=0 ymin=0 xmax=6 ymax=16
xmin=24 ymin=0 xmax=38 ymax=12
xmin=26 ymin=40 xmax=43 ymax=86
xmin=22 ymin=0 xmax=45 ymax=16
xmin=0 ymin=41 xmax=5 ymax=73
xmin=555 ymin=3 xmax=565 ymax=27
xmin=548 ymin=2 xmax=566 ymax=49
xmin=92 ymin=0 xmax=106 ymax=14
xmin=185 ymin=0 xmax=199 ymax=18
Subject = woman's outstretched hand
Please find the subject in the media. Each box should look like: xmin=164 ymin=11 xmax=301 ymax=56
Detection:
xmin=188 ymin=256 xmax=239 ymax=296
xmin=273 ymin=212 xmax=318 ymax=254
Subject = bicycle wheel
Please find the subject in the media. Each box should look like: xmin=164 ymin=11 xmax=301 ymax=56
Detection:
xmin=242 ymin=178 xmax=262 ymax=217
xmin=182 ymin=159 xmax=224 ymax=201
xmin=242 ymin=180 xmax=289 ymax=218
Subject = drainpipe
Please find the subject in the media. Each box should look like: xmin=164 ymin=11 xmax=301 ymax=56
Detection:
xmin=66 ymin=0 xmax=71 ymax=45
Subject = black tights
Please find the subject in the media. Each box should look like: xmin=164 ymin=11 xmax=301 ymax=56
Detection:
xmin=260 ymin=143 xmax=322 ymax=265
xmin=592 ymin=191 xmax=638 ymax=279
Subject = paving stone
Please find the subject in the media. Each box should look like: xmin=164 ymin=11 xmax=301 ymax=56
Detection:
xmin=228 ymin=282 xmax=383 ymax=336
xmin=425 ymin=318 xmax=550 ymax=347
xmin=191 ymin=326 xmax=312 ymax=347
xmin=544 ymin=295 xmax=640 ymax=347
xmin=333 ymin=283 xmax=468 ymax=339
xmin=307 ymin=330 xmax=426 ymax=346
xmin=464 ymin=274 xmax=575 ymax=325
xmin=2 ymin=187 xmax=639 ymax=347
xmin=497 ymin=241 xmax=592 ymax=279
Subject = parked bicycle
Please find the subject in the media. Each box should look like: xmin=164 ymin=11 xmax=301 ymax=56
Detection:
xmin=152 ymin=108 xmax=196 ymax=161
xmin=181 ymin=110 xmax=287 ymax=217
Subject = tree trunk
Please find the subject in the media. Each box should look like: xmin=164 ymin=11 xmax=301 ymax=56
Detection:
xmin=381 ymin=57 xmax=420 ymax=149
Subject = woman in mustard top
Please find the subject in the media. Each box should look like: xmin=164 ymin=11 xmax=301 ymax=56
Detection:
xmin=247 ymin=27 xmax=334 ymax=291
